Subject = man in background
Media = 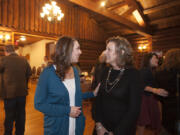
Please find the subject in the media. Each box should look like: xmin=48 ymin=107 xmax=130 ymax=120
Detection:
xmin=0 ymin=45 xmax=32 ymax=135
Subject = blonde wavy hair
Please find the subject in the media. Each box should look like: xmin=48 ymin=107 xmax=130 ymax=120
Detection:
xmin=159 ymin=48 xmax=180 ymax=71
xmin=106 ymin=36 xmax=133 ymax=68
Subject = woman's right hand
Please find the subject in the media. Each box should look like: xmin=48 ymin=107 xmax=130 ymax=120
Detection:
xmin=96 ymin=122 xmax=108 ymax=135
xmin=153 ymin=88 xmax=168 ymax=97
xmin=70 ymin=106 xmax=81 ymax=118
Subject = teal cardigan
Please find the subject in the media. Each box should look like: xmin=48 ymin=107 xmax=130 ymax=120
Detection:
xmin=34 ymin=66 xmax=94 ymax=135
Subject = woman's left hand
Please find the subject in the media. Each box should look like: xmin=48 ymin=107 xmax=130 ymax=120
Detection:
xmin=93 ymin=83 xmax=101 ymax=96
xmin=154 ymin=88 xmax=168 ymax=97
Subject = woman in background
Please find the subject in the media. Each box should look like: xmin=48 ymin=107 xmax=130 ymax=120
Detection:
xmin=156 ymin=48 xmax=180 ymax=135
xmin=137 ymin=53 xmax=168 ymax=135
xmin=34 ymin=36 xmax=99 ymax=135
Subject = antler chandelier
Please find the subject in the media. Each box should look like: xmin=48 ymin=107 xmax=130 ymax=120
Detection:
xmin=40 ymin=0 xmax=64 ymax=22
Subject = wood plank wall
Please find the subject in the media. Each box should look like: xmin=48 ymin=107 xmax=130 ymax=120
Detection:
xmin=0 ymin=0 xmax=107 ymax=71
xmin=79 ymin=39 xmax=105 ymax=71
xmin=126 ymin=35 xmax=150 ymax=69
xmin=126 ymin=27 xmax=180 ymax=69
xmin=152 ymin=27 xmax=180 ymax=52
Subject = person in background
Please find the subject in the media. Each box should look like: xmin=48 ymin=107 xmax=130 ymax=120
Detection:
xmin=91 ymin=51 xmax=107 ymax=90
xmin=137 ymin=53 xmax=168 ymax=135
xmin=94 ymin=36 xmax=143 ymax=135
xmin=0 ymin=45 xmax=32 ymax=135
xmin=91 ymin=50 xmax=107 ymax=127
xmin=43 ymin=55 xmax=53 ymax=67
xmin=34 ymin=36 xmax=99 ymax=135
xmin=156 ymin=48 xmax=180 ymax=135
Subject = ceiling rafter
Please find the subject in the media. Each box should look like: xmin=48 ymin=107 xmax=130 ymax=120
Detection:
xmin=121 ymin=6 xmax=135 ymax=17
xmin=151 ymin=14 xmax=180 ymax=24
xmin=144 ymin=0 xmax=180 ymax=15
xmin=107 ymin=28 xmax=134 ymax=34
xmin=68 ymin=0 xmax=151 ymax=37
xmin=125 ymin=0 xmax=147 ymax=26
xmin=106 ymin=1 xmax=127 ymax=11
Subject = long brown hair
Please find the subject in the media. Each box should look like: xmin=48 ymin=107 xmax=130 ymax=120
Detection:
xmin=158 ymin=48 xmax=180 ymax=71
xmin=141 ymin=52 xmax=158 ymax=69
xmin=106 ymin=36 xmax=134 ymax=68
xmin=54 ymin=36 xmax=77 ymax=80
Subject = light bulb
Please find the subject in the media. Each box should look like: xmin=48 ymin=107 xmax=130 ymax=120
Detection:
xmin=51 ymin=1 xmax=56 ymax=6
xmin=100 ymin=1 xmax=106 ymax=7
xmin=5 ymin=34 xmax=10 ymax=40
xmin=138 ymin=46 xmax=142 ymax=50
xmin=142 ymin=46 xmax=147 ymax=49
xmin=20 ymin=36 xmax=26 ymax=41
xmin=48 ymin=16 xmax=52 ymax=21
xmin=40 ymin=13 xmax=45 ymax=18
xmin=0 ymin=35 xmax=3 ymax=39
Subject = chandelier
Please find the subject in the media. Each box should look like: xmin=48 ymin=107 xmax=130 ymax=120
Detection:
xmin=40 ymin=0 xmax=64 ymax=22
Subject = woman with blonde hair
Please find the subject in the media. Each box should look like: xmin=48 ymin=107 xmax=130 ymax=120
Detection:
xmin=93 ymin=36 xmax=143 ymax=135
xmin=156 ymin=48 xmax=180 ymax=135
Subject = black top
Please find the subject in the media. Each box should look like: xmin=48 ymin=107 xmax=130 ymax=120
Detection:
xmin=91 ymin=62 xmax=106 ymax=89
xmin=155 ymin=69 xmax=180 ymax=134
xmin=91 ymin=62 xmax=107 ymax=120
xmin=156 ymin=69 xmax=179 ymax=98
xmin=94 ymin=67 xmax=143 ymax=135
xmin=140 ymin=68 xmax=157 ymax=96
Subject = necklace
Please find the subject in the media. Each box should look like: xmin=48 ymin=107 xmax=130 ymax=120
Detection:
xmin=105 ymin=68 xmax=125 ymax=93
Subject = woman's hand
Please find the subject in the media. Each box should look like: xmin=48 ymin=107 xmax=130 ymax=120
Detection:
xmin=69 ymin=106 xmax=81 ymax=118
xmin=96 ymin=122 xmax=108 ymax=135
xmin=93 ymin=83 xmax=101 ymax=96
xmin=153 ymin=88 xmax=168 ymax=97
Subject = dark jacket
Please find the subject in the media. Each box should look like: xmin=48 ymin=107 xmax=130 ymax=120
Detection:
xmin=0 ymin=53 xmax=32 ymax=99
xmin=155 ymin=69 xmax=180 ymax=134
xmin=91 ymin=62 xmax=106 ymax=90
xmin=94 ymin=67 xmax=143 ymax=135
xmin=34 ymin=66 xmax=94 ymax=135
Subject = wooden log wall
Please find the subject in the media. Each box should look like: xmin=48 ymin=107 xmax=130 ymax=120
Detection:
xmin=0 ymin=45 xmax=4 ymax=56
xmin=125 ymin=35 xmax=151 ymax=69
xmin=0 ymin=0 xmax=107 ymax=71
xmin=152 ymin=27 xmax=180 ymax=52
xmin=79 ymin=39 xmax=105 ymax=72
xmin=126 ymin=27 xmax=180 ymax=69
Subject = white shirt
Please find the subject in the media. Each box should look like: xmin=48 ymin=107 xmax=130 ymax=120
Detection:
xmin=63 ymin=78 xmax=76 ymax=135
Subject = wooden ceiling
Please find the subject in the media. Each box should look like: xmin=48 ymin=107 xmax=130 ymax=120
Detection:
xmin=67 ymin=0 xmax=180 ymax=36
xmin=1 ymin=0 xmax=180 ymax=46
xmin=14 ymin=33 xmax=43 ymax=46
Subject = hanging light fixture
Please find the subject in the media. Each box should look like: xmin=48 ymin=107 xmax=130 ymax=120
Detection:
xmin=40 ymin=0 xmax=64 ymax=22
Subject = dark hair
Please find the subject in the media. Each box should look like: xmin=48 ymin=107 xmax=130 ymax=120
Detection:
xmin=141 ymin=52 xmax=158 ymax=68
xmin=158 ymin=48 xmax=180 ymax=71
xmin=106 ymin=36 xmax=133 ymax=68
xmin=54 ymin=36 xmax=77 ymax=80
xmin=4 ymin=45 xmax=15 ymax=53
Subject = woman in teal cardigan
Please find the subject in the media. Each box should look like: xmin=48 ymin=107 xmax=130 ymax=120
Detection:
xmin=34 ymin=36 xmax=99 ymax=135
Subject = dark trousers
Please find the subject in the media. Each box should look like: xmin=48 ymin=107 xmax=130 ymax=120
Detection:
xmin=4 ymin=96 xmax=26 ymax=135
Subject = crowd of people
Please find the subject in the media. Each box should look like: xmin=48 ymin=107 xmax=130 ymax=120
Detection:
xmin=0 ymin=36 xmax=179 ymax=135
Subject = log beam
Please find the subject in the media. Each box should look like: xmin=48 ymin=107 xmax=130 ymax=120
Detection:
xmin=68 ymin=0 xmax=151 ymax=37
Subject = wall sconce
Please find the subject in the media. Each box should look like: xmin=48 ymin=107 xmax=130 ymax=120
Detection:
xmin=0 ymin=31 xmax=14 ymax=45
xmin=138 ymin=44 xmax=148 ymax=52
